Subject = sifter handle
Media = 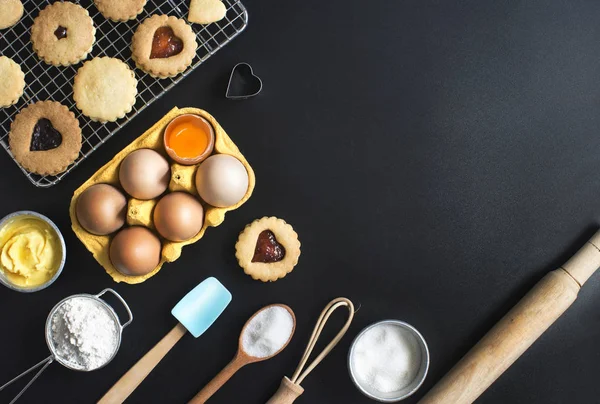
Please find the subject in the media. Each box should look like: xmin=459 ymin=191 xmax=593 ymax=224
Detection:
xmin=0 ymin=356 xmax=54 ymax=404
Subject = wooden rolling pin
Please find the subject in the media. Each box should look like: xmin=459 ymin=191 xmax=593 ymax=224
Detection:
xmin=419 ymin=230 xmax=600 ymax=404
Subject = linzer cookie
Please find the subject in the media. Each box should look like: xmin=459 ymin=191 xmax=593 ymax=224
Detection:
xmin=94 ymin=0 xmax=147 ymax=22
xmin=73 ymin=57 xmax=138 ymax=122
xmin=31 ymin=2 xmax=96 ymax=66
xmin=0 ymin=56 xmax=25 ymax=108
xmin=131 ymin=15 xmax=197 ymax=79
xmin=235 ymin=217 xmax=301 ymax=282
xmin=9 ymin=101 xmax=82 ymax=176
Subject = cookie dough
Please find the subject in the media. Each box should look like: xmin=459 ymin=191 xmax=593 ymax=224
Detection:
xmin=235 ymin=217 xmax=301 ymax=282
xmin=94 ymin=0 xmax=147 ymax=22
xmin=31 ymin=1 xmax=96 ymax=66
xmin=0 ymin=56 xmax=25 ymax=108
xmin=0 ymin=0 xmax=23 ymax=29
xmin=73 ymin=57 xmax=138 ymax=122
xmin=132 ymin=14 xmax=197 ymax=79
xmin=9 ymin=101 xmax=82 ymax=175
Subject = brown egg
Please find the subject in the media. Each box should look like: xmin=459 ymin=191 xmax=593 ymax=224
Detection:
xmin=76 ymin=184 xmax=127 ymax=235
xmin=109 ymin=227 xmax=162 ymax=276
xmin=154 ymin=192 xmax=204 ymax=242
xmin=195 ymin=154 xmax=249 ymax=207
xmin=119 ymin=149 xmax=170 ymax=200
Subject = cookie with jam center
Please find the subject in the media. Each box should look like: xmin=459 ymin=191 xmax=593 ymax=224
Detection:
xmin=31 ymin=1 xmax=96 ymax=66
xmin=235 ymin=217 xmax=301 ymax=282
xmin=131 ymin=14 xmax=197 ymax=79
xmin=94 ymin=0 xmax=147 ymax=22
xmin=9 ymin=101 xmax=82 ymax=176
xmin=0 ymin=56 xmax=25 ymax=108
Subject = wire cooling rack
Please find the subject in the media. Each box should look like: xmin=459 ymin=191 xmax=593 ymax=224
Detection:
xmin=0 ymin=0 xmax=247 ymax=187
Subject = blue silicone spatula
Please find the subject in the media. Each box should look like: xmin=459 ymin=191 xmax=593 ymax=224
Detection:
xmin=98 ymin=277 xmax=232 ymax=404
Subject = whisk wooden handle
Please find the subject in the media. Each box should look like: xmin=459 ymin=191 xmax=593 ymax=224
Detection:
xmin=265 ymin=377 xmax=305 ymax=404
xmin=98 ymin=323 xmax=187 ymax=404
xmin=419 ymin=230 xmax=600 ymax=404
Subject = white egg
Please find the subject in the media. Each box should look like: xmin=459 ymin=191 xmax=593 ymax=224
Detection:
xmin=195 ymin=154 xmax=249 ymax=207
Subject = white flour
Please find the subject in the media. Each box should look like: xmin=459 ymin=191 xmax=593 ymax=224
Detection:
xmin=241 ymin=306 xmax=294 ymax=358
xmin=50 ymin=297 xmax=118 ymax=371
xmin=351 ymin=324 xmax=422 ymax=393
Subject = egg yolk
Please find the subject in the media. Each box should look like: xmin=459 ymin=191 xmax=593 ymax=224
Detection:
xmin=166 ymin=117 xmax=210 ymax=159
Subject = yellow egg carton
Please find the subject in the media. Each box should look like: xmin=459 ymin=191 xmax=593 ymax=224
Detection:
xmin=69 ymin=107 xmax=256 ymax=284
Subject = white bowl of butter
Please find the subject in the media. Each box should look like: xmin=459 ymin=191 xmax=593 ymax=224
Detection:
xmin=0 ymin=211 xmax=66 ymax=292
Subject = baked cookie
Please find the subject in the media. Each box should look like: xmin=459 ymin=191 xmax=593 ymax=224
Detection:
xmin=94 ymin=0 xmax=147 ymax=22
xmin=73 ymin=57 xmax=138 ymax=122
xmin=0 ymin=56 xmax=25 ymax=108
xmin=235 ymin=217 xmax=301 ymax=282
xmin=131 ymin=15 xmax=197 ymax=78
xmin=31 ymin=2 xmax=96 ymax=66
xmin=9 ymin=101 xmax=82 ymax=176
xmin=0 ymin=0 xmax=23 ymax=29
xmin=188 ymin=0 xmax=226 ymax=24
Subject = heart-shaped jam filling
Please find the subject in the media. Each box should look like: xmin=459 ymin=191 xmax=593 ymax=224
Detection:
xmin=150 ymin=26 xmax=183 ymax=59
xmin=252 ymin=230 xmax=286 ymax=263
xmin=54 ymin=26 xmax=67 ymax=39
xmin=30 ymin=118 xmax=62 ymax=151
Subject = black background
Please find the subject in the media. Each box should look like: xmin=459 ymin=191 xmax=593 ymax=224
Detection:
xmin=2 ymin=0 xmax=600 ymax=403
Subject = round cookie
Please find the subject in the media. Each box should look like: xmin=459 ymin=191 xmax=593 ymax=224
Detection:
xmin=235 ymin=217 xmax=301 ymax=282
xmin=9 ymin=101 xmax=82 ymax=176
xmin=132 ymin=15 xmax=197 ymax=79
xmin=0 ymin=56 xmax=25 ymax=108
xmin=0 ymin=0 xmax=24 ymax=29
xmin=94 ymin=0 xmax=147 ymax=22
xmin=73 ymin=57 xmax=138 ymax=122
xmin=31 ymin=2 xmax=96 ymax=66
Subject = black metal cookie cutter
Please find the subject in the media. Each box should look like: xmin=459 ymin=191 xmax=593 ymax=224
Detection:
xmin=226 ymin=63 xmax=263 ymax=100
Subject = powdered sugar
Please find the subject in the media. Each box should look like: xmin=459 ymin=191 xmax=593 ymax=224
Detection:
xmin=351 ymin=324 xmax=422 ymax=394
xmin=50 ymin=296 xmax=118 ymax=371
xmin=241 ymin=306 xmax=294 ymax=358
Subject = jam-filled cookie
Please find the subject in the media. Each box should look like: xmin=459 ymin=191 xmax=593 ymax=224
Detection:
xmin=94 ymin=0 xmax=147 ymax=22
xmin=131 ymin=15 xmax=197 ymax=79
xmin=235 ymin=217 xmax=301 ymax=282
xmin=31 ymin=2 xmax=96 ymax=66
xmin=0 ymin=0 xmax=24 ymax=29
xmin=73 ymin=57 xmax=138 ymax=122
xmin=0 ymin=56 xmax=25 ymax=108
xmin=9 ymin=101 xmax=82 ymax=176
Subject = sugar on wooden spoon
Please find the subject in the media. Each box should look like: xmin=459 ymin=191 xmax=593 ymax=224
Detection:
xmin=188 ymin=304 xmax=296 ymax=404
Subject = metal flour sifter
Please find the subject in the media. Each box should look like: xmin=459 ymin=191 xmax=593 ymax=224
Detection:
xmin=0 ymin=289 xmax=133 ymax=404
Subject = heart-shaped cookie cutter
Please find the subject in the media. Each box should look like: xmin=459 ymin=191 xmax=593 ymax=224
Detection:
xmin=226 ymin=62 xmax=263 ymax=100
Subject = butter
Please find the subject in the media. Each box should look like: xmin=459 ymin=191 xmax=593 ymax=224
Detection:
xmin=0 ymin=215 xmax=62 ymax=287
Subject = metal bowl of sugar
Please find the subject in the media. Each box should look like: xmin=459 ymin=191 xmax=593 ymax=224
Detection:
xmin=348 ymin=320 xmax=429 ymax=402
xmin=0 ymin=289 xmax=133 ymax=403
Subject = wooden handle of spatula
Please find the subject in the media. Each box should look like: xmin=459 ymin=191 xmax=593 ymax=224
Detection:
xmin=419 ymin=230 xmax=600 ymax=404
xmin=98 ymin=323 xmax=188 ymax=404
xmin=188 ymin=354 xmax=247 ymax=404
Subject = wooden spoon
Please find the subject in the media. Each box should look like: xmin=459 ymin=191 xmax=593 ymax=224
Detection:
xmin=188 ymin=304 xmax=296 ymax=404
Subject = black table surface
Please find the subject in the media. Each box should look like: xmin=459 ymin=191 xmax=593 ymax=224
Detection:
xmin=2 ymin=0 xmax=600 ymax=403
